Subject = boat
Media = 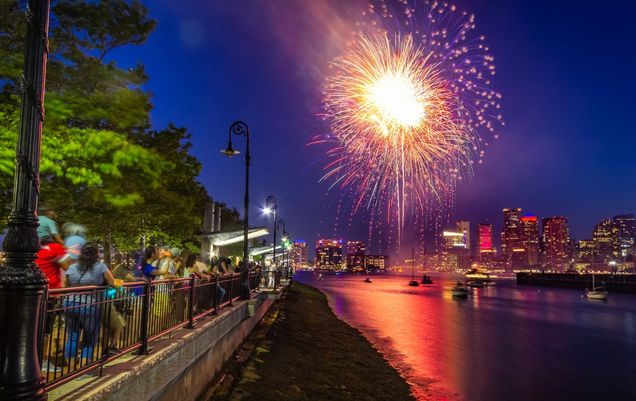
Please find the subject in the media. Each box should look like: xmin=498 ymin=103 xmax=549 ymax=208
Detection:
xmin=451 ymin=281 xmax=469 ymax=297
xmin=585 ymin=274 xmax=607 ymax=300
xmin=408 ymin=247 xmax=420 ymax=287
xmin=465 ymin=268 xmax=494 ymax=282
xmin=363 ymin=277 xmax=372 ymax=283
xmin=421 ymin=275 xmax=433 ymax=285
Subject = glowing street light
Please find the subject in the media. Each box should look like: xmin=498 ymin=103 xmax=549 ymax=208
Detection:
xmin=221 ymin=121 xmax=250 ymax=300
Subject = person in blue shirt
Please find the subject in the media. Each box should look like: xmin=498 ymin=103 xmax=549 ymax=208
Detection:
xmin=142 ymin=246 xmax=159 ymax=279
xmin=37 ymin=205 xmax=64 ymax=245
xmin=63 ymin=242 xmax=115 ymax=360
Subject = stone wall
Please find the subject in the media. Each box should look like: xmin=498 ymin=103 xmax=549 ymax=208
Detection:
xmin=50 ymin=291 xmax=280 ymax=401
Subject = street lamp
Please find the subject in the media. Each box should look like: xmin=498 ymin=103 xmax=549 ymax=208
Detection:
xmin=0 ymin=1 xmax=51 ymax=399
xmin=265 ymin=196 xmax=278 ymax=274
xmin=221 ymin=121 xmax=250 ymax=300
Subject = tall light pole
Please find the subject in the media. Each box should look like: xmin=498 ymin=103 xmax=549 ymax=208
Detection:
xmin=0 ymin=1 xmax=51 ymax=400
xmin=264 ymin=196 xmax=278 ymax=272
xmin=221 ymin=121 xmax=250 ymax=300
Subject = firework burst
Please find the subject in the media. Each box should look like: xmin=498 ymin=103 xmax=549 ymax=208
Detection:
xmin=314 ymin=0 xmax=503 ymax=249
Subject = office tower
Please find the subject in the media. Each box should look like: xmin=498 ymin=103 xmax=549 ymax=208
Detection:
xmin=542 ymin=217 xmax=570 ymax=272
xmin=345 ymin=241 xmax=366 ymax=271
xmin=315 ymin=239 xmax=344 ymax=270
xmin=477 ymin=223 xmax=495 ymax=266
xmin=292 ymin=240 xmax=309 ymax=269
xmin=520 ymin=214 xmax=540 ymax=266
xmin=592 ymin=219 xmax=619 ymax=262
xmin=502 ymin=208 xmax=523 ymax=269
xmin=575 ymin=239 xmax=595 ymax=263
xmin=365 ymin=255 xmax=388 ymax=271
xmin=456 ymin=221 xmax=470 ymax=251
xmin=613 ymin=214 xmax=635 ymax=259
xmin=440 ymin=231 xmax=469 ymax=270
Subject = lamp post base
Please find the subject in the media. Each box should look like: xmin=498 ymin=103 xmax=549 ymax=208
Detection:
xmin=0 ymin=272 xmax=48 ymax=401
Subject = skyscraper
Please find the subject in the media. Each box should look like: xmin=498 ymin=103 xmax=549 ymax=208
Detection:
xmin=477 ymin=223 xmax=494 ymax=266
xmin=315 ymin=239 xmax=343 ymax=270
xmin=613 ymin=214 xmax=635 ymax=259
xmin=440 ymin=231 xmax=469 ymax=270
xmin=592 ymin=219 xmax=619 ymax=262
xmin=456 ymin=221 xmax=470 ymax=251
xmin=292 ymin=240 xmax=309 ymax=269
xmin=345 ymin=240 xmax=366 ymax=271
xmin=502 ymin=208 xmax=523 ymax=269
xmin=520 ymin=214 xmax=540 ymax=266
xmin=542 ymin=217 xmax=570 ymax=272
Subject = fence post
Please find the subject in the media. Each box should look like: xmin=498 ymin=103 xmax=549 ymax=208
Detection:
xmin=138 ymin=280 xmax=151 ymax=355
xmin=186 ymin=275 xmax=196 ymax=329
xmin=228 ymin=274 xmax=234 ymax=306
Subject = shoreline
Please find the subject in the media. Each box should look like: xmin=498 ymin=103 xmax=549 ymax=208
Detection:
xmin=209 ymin=282 xmax=415 ymax=401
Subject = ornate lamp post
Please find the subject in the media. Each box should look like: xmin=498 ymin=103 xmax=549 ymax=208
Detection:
xmin=221 ymin=121 xmax=251 ymax=300
xmin=0 ymin=1 xmax=51 ymax=400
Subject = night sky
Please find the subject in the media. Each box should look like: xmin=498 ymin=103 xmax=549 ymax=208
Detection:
xmin=113 ymin=0 xmax=636 ymax=254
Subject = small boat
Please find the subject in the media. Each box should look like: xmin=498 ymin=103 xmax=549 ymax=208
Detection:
xmin=363 ymin=277 xmax=372 ymax=283
xmin=407 ymin=247 xmax=419 ymax=287
xmin=421 ymin=275 xmax=433 ymax=285
xmin=451 ymin=281 xmax=469 ymax=297
xmin=585 ymin=274 xmax=607 ymax=300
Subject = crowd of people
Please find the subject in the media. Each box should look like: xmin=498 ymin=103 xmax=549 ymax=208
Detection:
xmin=33 ymin=205 xmax=272 ymax=374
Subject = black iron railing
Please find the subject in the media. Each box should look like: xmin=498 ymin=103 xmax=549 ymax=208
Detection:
xmin=40 ymin=272 xmax=261 ymax=391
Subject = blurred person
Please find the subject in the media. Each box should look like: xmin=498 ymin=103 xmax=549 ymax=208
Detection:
xmin=210 ymin=257 xmax=227 ymax=304
xmin=63 ymin=223 xmax=87 ymax=262
xmin=112 ymin=259 xmax=137 ymax=282
xmin=63 ymin=242 xmax=116 ymax=361
xmin=150 ymin=247 xmax=175 ymax=279
xmin=36 ymin=239 xmax=71 ymax=373
xmin=37 ymin=204 xmax=63 ymax=245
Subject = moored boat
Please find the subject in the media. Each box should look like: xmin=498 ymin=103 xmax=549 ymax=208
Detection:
xmin=585 ymin=274 xmax=607 ymax=300
xmin=452 ymin=282 xmax=469 ymax=297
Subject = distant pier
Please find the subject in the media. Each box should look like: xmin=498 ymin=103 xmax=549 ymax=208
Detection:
xmin=517 ymin=272 xmax=636 ymax=294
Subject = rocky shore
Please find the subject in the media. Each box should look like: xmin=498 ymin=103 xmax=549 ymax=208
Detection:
xmin=205 ymin=282 xmax=415 ymax=401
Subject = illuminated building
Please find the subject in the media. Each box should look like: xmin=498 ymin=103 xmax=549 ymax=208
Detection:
xmin=502 ymin=208 xmax=523 ymax=270
xmin=292 ymin=240 xmax=309 ymax=269
xmin=477 ymin=223 xmax=495 ymax=266
xmin=366 ymin=255 xmax=388 ymax=271
xmin=315 ymin=239 xmax=343 ymax=270
xmin=613 ymin=214 xmax=635 ymax=259
xmin=456 ymin=221 xmax=470 ymax=250
xmin=592 ymin=219 xmax=619 ymax=262
xmin=542 ymin=217 xmax=570 ymax=272
xmin=576 ymin=240 xmax=595 ymax=262
xmin=346 ymin=241 xmax=366 ymax=271
xmin=440 ymin=231 xmax=469 ymax=270
xmin=520 ymin=214 xmax=540 ymax=266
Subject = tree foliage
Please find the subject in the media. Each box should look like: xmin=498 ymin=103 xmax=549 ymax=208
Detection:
xmin=0 ymin=0 xmax=211 ymax=252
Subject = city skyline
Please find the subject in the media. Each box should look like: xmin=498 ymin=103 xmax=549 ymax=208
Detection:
xmin=110 ymin=0 xmax=636 ymax=251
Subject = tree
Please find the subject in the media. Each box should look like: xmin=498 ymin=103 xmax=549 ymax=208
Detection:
xmin=0 ymin=1 xmax=211 ymax=259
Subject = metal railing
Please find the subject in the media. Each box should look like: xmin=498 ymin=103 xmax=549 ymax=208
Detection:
xmin=40 ymin=272 xmax=261 ymax=391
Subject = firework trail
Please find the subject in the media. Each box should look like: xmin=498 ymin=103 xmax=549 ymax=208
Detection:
xmin=312 ymin=0 xmax=503 ymax=249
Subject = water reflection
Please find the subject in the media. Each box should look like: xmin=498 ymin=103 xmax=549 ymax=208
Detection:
xmin=296 ymin=272 xmax=636 ymax=401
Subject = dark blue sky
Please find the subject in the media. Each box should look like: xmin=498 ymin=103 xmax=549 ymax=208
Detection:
xmin=114 ymin=0 xmax=636 ymax=253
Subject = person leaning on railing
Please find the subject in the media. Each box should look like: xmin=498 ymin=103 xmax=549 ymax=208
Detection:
xmin=35 ymin=237 xmax=72 ymax=373
xmin=63 ymin=242 xmax=117 ymax=362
